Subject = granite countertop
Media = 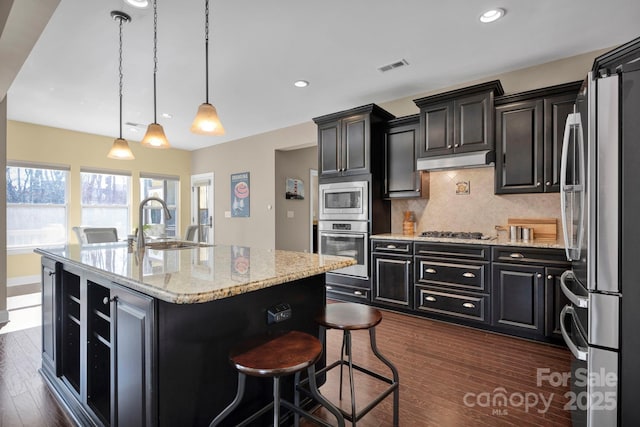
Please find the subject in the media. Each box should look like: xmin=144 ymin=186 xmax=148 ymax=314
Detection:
xmin=371 ymin=233 xmax=565 ymax=249
xmin=36 ymin=243 xmax=355 ymax=304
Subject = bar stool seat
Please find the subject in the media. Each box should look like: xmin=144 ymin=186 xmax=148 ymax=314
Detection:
xmin=298 ymin=303 xmax=399 ymax=426
xmin=209 ymin=330 xmax=344 ymax=427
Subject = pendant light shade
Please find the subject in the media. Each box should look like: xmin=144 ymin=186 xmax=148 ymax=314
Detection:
xmin=191 ymin=0 xmax=225 ymax=135
xmin=191 ymin=103 xmax=225 ymax=135
xmin=108 ymin=10 xmax=134 ymax=160
xmin=141 ymin=0 xmax=171 ymax=149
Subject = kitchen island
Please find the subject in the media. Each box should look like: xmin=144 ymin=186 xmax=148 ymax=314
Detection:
xmin=36 ymin=243 xmax=354 ymax=427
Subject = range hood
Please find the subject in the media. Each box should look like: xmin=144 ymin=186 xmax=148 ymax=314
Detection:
xmin=416 ymin=150 xmax=495 ymax=171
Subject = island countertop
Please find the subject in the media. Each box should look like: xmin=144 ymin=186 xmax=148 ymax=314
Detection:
xmin=36 ymin=243 xmax=354 ymax=304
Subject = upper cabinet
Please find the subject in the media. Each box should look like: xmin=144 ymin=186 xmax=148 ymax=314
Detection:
xmin=383 ymin=115 xmax=429 ymax=199
xmin=314 ymin=104 xmax=395 ymax=179
xmin=414 ymin=81 xmax=504 ymax=158
xmin=494 ymin=82 xmax=581 ymax=194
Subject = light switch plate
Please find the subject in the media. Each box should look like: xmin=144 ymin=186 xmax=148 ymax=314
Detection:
xmin=224 ymin=211 xmax=231 ymax=218
xmin=287 ymin=210 xmax=294 ymax=218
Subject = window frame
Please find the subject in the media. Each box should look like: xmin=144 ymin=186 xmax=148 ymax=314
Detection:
xmin=80 ymin=168 xmax=132 ymax=240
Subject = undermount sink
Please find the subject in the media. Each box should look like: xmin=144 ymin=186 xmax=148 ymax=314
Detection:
xmin=145 ymin=240 xmax=211 ymax=250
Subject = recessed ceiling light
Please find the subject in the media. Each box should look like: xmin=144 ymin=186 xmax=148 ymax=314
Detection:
xmin=125 ymin=0 xmax=149 ymax=8
xmin=294 ymin=80 xmax=309 ymax=88
xmin=162 ymin=112 xmax=173 ymax=119
xmin=479 ymin=8 xmax=505 ymax=23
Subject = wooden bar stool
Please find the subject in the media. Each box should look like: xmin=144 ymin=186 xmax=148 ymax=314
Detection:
xmin=298 ymin=303 xmax=399 ymax=426
xmin=209 ymin=330 xmax=344 ymax=427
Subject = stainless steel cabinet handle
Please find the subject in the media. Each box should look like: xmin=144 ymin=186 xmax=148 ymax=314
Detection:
xmin=509 ymin=253 xmax=525 ymax=259
xmin=462 ymin=302 xmax=475 ymax=309
xmin=537 ymin=273 xmax=543 ymax=279
xmin=447 ymin=145 xmax=452 ymax=149
xmin=48 ymin=271 xmax=56 ymax=277
xmin=326 ymin=285 xmax=333 ymax=290
xmin=386 ymin=244 xmax=397 ymax=249
xmin=406 ymin=260 xmax=412 ymax=265
xmin=547 ymin=275 xmax=553 ymax=280
xmin=536 ymin=182 xmax=541 ymax=187
xmin=454 ymin=143 xmax=460 ymax=148
xmin=103 ymin=296 xmax=118 ymax=305
xmin=462 ymin=272 xmax=476 ymax=278
xmin=546 ymin=181 xmax=551 ymax=186
xmin=354 ymin=290 xmax=363 ymax=296
xmin=425 ymin=268 xmax=437 ymax=274
xmin=425 ymin=296 xmax=437 ymax=302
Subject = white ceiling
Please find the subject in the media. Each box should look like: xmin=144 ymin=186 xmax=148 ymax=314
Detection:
xmin=7 ymin=0 xmax=640 ymax=151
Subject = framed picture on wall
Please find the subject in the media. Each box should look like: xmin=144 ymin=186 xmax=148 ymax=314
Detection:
xmin=231 ymin=172 xmax=250 ymax=217
xmin=285 ymin=178 xmax=304 ymax=200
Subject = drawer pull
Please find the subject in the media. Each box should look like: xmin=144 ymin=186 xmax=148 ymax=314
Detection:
xmin=326 ymin=286 xmax=333 ymax=290
xmin=386 ymin=244 xmax=397 ymax=249
xmin=425 ymin=268 xmax=437 ymax=274
xmin=462 ymin=302 xmax=476 ymax=309
xmin=425 ymin=296 xmax=437 ymax=302
xmin=354 ymin=290 xmax=363 ymax=296
xmin=509 ymin=253 xmax=525 ymax=259
xmin=547 ymin=275 xmax=553 ymax=280
xmin=462 ymin=272 xmax=476 ymax=278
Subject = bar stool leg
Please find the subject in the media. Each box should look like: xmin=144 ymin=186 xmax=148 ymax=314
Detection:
xmin=369 ymin=328 xmax=400 ymax=427
xmin=273 ymin=377 xmax=281 ymax=426
xmin=306 ymin=364 xmax=346 ymax=427
xmin=339 ymin=329 xmax=347 ymax=400
xmin=345 ymin=330 xmax=357 ymax=427
xmin=209 ymin=372 xmax=246 ymax=427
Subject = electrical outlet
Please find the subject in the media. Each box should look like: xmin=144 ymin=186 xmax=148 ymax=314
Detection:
xmin=267 ymin=303 xmax=292 ymax=324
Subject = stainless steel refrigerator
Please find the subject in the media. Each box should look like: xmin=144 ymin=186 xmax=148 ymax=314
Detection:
xmin=559 ymin=36 xmax=640 ymax=427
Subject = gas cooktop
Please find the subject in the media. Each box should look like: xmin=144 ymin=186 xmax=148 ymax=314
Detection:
xmin=420 ymin=231 xmax=489 ymax=240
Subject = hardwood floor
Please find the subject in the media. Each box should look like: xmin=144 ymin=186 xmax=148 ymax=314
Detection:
xmin=0 ymin=307 xmax=571 ymax=426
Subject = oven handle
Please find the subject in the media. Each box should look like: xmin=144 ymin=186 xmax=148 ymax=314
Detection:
xmin=560 ymin=305 xmax=588 ymax=361
xmin=560 ymin=270 xmax=589 ymax=308
xmin=320 ymin=233 xmax=366 ymax=239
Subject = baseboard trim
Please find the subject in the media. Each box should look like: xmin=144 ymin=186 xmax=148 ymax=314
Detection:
xmin=0 ymin=309 xmax=9 ymax=325
xmin=7 ymin=275 xmax=40 ymax=287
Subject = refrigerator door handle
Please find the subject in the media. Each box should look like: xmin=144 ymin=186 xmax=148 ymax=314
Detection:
xmin=560 ymin=270 xmax=589 ymax=308
xmin=560 ymin=305 xmax=588 ymax=361
xmin=560 ymin=112 xmax=578 ymax=261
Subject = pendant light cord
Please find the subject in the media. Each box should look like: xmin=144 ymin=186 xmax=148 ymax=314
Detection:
xmin=118 ymin=16 xmax=124 ymax=139
xmin=205 ymin=0 xmax=210 ymax=104
xmin=152 ymin=0 xmax=159 ymax=123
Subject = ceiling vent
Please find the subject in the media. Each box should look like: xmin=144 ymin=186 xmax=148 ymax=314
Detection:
xmin=378 ymin=59 xmax=409 ymax=73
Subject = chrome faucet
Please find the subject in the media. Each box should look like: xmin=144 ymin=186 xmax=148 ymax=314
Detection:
xmin=138 ymin=196 xmax=172 ymax=249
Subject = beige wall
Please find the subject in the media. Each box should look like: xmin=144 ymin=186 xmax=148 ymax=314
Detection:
xmin=275 ymin=146 xmax=317 ymax=252
xmin=191 ymin=122 xmax=316 ymax=249
xmin=6 ymin=121 xmax=192 ymax=281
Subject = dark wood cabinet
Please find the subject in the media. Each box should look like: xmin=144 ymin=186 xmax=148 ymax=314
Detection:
xmin=384 ymin=115 xmax=429 ymax=199
xmin=41 ymin=258 xmax=59 ymax=376
xmin=491 ymin=247 xmax=570 ymax=340
xmin=371 ymin=239 xmax=413 ymax=308
xmin=492 ymin=263 xmax=545 ymax=336
xmin=314 ymin=104 xmax=394 ymax=178
xmin=545 ymin=266 xmax=570 ymax=341
xmin=495 ymin=82 xmax=581 ymax=194
xmin=414 ymin=80 xmax=504 ymax=159
xmin=414 ymin=242 xmax=491 ymax=325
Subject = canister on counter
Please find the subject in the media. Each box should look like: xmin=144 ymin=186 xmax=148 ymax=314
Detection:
xmin=509 ymin=225 xmax=523 ymax=241
xmin=522 ymin=227 xmax=534 ymax=241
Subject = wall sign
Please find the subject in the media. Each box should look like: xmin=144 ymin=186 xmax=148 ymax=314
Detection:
xmin=231 ymin=172 xmax=250 ymax=217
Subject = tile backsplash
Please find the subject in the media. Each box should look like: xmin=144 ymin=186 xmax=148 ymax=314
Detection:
xmin=391 ymin=167 xmax=562 ymax=238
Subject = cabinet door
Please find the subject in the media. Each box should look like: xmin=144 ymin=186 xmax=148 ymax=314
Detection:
xmin=111 ymin=284 xmax=155 ymax=427
xmin=545 ymin=267 xmax=570 ymax=339
xmin=341 ymin=113 xmax=370 ymax=175
xmin=544 ymin=94 xmax=576 ymax=192
xmin=495 ymin=99 xmax=544 ymax=194
xmin=384 ymin=121 xmax=422 ymax=198
xmin=372 ymin=253 xmax=412 ymax=308
xmin=454 ymin=92 xmax=493 ymax=153
xmin=492 ymin=263 xmax=545 ymax=336
xmin=418 ymin=101 xmax=453 ymax=158
xmin=318 ymin=120 xmax=341 ymax=177
xmin=41 ymin=258 xmax=59 ymax=375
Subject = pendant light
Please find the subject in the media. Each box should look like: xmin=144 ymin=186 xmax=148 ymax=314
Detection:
xmin=141 ymin=0 xmax=171 ymax=149
xmin=190 ymin=0 xmax=225 ymax=135
xmin=107 ymin=11 xmax=135 ymax=160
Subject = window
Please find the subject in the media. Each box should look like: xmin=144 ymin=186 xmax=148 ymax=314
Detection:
xmin=140 ymin=174 xmax=179 ymax=237
xmin=81 ymin=170 xmax=131 ymax=239
xmin=6 ymin=163 xmax=69 ymax=249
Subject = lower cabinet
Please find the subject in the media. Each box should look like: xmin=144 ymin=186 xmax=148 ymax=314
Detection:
xmin=492 ymin=263 xmax=545 ymax=337
xmin=48 ymin=259 xmax=155 ymax=427
xmin=371 ymin=239 xmax=413 ymax=309
xmin=545 ymin=267 xmax=570 ymax=341
xmin=41 ymin=257 xmax=60 ymax=376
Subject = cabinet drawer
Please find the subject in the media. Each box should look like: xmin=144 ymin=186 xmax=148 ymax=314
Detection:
xmin=415 ymin=287 xmax=489 ymax=324
xmin=325 ymin=284 xmax=369 ymax=300
xmin=492 ymin=247 xmax=569 ymax=266
xmin=372 ymin=239 xmax=412 ymax=254
xmin=414 ymin=242 xmax=490 ymax=261
xmin=416 ymin=259 xmax=488 ymax=292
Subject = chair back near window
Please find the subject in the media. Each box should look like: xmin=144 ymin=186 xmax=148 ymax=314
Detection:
xmin=184 ymin=225 xmax=198 ymax=242
xmin=83 ymin=227 xmax=119 ymax=243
